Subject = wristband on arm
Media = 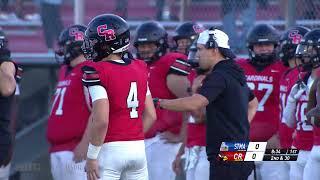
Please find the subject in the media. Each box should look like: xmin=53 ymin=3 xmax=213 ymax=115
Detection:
xmin=87 ymin=143 xmax=102 ymax=160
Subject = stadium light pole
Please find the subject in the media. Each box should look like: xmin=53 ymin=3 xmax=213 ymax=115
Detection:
xmin=285 ymin=0 xmax=296 ymax=28
xmin=179 ymin=0 xmax=186 ymax=22
xmin=74 ymin=0 xmax=85 ymax=25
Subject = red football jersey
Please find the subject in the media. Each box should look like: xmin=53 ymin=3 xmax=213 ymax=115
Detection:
xmin=291 ymin=73 xmax=313 ymax=150
xmin=314 ymin=127 xmax=320 ymax=146
xmin=186 ymin=73 xmax=206 ymax=147
xmin=90 ymin=59 xmax=148 ymax=142
xmin=187 ymin=122 xmax=206 ymax=147
xmin=47 ymin=61 xmax=91 ymax=152
xmin=145 ymin=52 xmax=188 ymax=138
xmin=237 ymin=59 xmax=287 ymax=141
xmin=279 ymin=67 xmax=299 ymax=148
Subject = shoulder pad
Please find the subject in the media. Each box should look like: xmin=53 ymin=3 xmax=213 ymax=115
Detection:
xmin=81 ymin=65 xmax=101 ymax=87
xmin=169 ymin=58 xmax=191 ymax=76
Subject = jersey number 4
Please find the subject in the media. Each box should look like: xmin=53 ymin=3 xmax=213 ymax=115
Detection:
xmin=127 ymin=82 xmax=139 ymax=119
xmin=247 ymin=82 xmax=273 ymax=112
xmin=51 ymin=87 xmax=67 ymax=115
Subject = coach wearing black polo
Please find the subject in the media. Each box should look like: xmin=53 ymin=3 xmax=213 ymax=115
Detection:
xmin=156 ymin=28 xmax=258 ymax=180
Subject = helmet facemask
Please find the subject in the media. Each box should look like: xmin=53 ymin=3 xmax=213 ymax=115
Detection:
xmin=135 ymin=39 xmax=167 ymax=63
xmin=249 ymin=42 xmax=277 ymax=67
xmin=279 ymin=41 xmax=297 ymax=67
xmin=54 ymin=45 xmax=65 ymax=64
xmin=56 ymin=40 xmax=84 ymax=65
xmin=135 ymin=42 xmax=161 ymax=62
xmin=187 ymin=40 xmax=209 ymax=75
xmin=173 ymin=35 xmax=196 ymax=55
xmin=295 ymin=41 xmax=320 ymax=72
xmin=187 ymin=40 xmax=199 ymax=68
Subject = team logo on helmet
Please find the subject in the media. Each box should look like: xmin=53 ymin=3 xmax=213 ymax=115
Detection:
xmin=193 ymin=24 xmax=204 ymax=34
xmin=69 ymin=27 xmax=84 ymax=41
xmin=97 ymin=24 xmax=116 ymax=41
xmin=289 ymin=30 xmax=302 ymax=44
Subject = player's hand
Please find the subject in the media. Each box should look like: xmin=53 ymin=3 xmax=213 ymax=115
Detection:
xmin=172 ymin=154 xmax=182 ymax=175
xmin=288 ymin=82 xmax=306 ymax=102
xmin=85 ymin=158 xmax=100 ymax=180
xmin=73 ymin=140 xmax=88 ymax=163
xmin=283 ymin=83 xmax=303 ymax=128
xmin=306 ymin=106 xmax=320 ymax=127
xmin=160 ymin=131 xmax=182 ymax=143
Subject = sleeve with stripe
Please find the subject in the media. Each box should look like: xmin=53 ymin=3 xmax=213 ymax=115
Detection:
xmin=81 ymin=65 xmax=101 ymax=87
xmin=168 ymin=58 xmax=191 ymax=76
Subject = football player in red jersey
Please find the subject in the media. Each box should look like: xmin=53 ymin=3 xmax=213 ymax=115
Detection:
xmin=170 ymin=23 xmax=207 ymax=180
xmin=172 ymin=22 xmax=205 ymax=55
xmin=82 ymin=14 xmax=156 ymax=180
xmin=46 ymin=24 xmax=91 ymax=180
xmin=237 ymin=24 xmax=287 ymax=180
xmin=294 ymin=29 xmax=320 ymax=180
xmin=282 ymin=29 xmax=320 ymax=180
xmin=0 ymin=29 xmax=21 ymax=180
xmin=171 ymin=41 xmax=209 ymax=180
xmin=277 ymin=26 xmax=310 ymax=180
xmin=133 ymin=21 xmax=191 ymax=180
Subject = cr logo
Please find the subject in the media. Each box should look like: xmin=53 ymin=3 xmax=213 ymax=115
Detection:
xmin=289 ymin=30 xmax=302 ymax=45
xmin=69 ymin=28 xmax=84 ymax=41
xmin=97 ymin=24 xmax=116 ymax=41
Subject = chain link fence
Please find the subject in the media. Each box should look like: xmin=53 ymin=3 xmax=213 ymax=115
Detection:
xmin=0 ymin=0 xmax=319 ymax=52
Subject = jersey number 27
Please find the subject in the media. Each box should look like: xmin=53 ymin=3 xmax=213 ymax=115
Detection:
xmin=247 ymin=82 xmax=273 ymax=112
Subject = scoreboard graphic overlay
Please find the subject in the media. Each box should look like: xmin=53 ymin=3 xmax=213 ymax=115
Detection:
xmin=218 ymin=142 xmax=299 ymax=162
